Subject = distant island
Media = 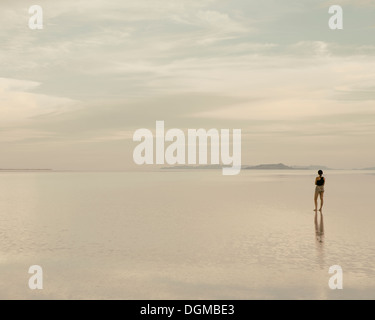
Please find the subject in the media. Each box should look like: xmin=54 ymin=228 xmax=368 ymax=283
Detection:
xmin=0 ymin=169 xmax=52 ymax=172
xmin=244 ymin=163 xmax=332 ymax=170
xmin=162 ymin=163 xmax=333 ymax=170
xmin=244 ymin=163 xmax=292 ymax=170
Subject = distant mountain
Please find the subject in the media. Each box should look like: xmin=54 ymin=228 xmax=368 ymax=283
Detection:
xmin=244 ymin=163 xmax=292 ymax=170
xmin=161 ymin=163 xmax=333 ymax=170
xmin=0 ymin=169 xmax=52 ymax=171
xmin=360 ymin=167 xmax=375 ymax=170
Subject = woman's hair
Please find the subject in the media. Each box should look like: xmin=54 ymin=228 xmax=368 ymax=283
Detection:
xmin=318 ymin=170 xmax=323 ymax=176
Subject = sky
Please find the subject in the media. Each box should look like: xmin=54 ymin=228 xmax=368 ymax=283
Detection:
xmin=1 ymin=0 xmax=375 ymax=170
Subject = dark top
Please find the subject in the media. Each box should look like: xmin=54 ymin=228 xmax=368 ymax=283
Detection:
xmin=316 ymin=176 xmax=325 ymax=186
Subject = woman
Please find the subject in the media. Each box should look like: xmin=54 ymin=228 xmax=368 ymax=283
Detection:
xmin=314 ymin=170 xmax=325 ymax=212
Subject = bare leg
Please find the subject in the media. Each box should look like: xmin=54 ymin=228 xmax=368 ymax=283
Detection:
xmin=319 ymin=192 xmax=324 ymax=211
xmin=314 ymin=191 xmax=318 ymax=211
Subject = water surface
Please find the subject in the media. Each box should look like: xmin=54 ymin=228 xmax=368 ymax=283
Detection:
xmin=0 ymin=170 xmax=374 ymax=299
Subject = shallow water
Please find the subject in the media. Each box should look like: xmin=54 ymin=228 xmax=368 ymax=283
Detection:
xmin=0 ymin=170 xmax=374 ymax=299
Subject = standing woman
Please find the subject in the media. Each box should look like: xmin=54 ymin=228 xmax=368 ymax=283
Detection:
xmin=314 ymin=170 xmax=325 ymax=212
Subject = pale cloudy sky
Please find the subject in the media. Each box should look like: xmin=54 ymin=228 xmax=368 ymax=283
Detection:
xmin=1 ymin=0 xmax=375 ymax=170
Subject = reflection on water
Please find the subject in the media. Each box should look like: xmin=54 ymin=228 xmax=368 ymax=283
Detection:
xmin=314 ymin=211 xmax=325 ymax=269
xmin=1 ymin=171 xmax=375 ymax=299
xmin=315 ymin=211 xmax=324 ymax=243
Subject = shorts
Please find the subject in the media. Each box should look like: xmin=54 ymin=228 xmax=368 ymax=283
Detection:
xmin=315 ymin=186 xmax=325 ymax=193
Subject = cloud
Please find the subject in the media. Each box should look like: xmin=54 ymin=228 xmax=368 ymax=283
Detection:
xmin=0 ymin=78 xmax=77 ymax=126
xmin=1 ymin=0 xmax=375 ymax=168
xmin=324 ymin=0 xmax=375 ymax=8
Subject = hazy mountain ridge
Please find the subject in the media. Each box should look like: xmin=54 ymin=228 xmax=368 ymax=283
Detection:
xmin=0 ymin=169 xmax=52 ymax=171
xmin=162 ymin=163 xmax=333 ymax=170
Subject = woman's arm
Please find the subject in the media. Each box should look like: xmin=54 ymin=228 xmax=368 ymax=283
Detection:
xmin=315 ymin=177 xmax=318 ymax=185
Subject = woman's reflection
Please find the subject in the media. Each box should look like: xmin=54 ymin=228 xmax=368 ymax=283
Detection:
xmin=314 ymin=211 xmax=325 ymax=268
xmin=314 ymin=211 xmax=324 ymax=243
